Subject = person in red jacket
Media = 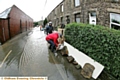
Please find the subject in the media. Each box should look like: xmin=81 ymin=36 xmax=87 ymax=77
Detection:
xmin=46 ymin=32 xmax=62 ymax=53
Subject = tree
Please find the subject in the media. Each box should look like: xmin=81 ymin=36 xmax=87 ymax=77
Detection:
xmin=33 ymin=22 xmax=38 ymax=27
xmin=43 ymin=18 xmax=48 ymax=27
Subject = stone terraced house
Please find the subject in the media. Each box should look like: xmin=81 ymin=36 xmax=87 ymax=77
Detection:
xmin=47 ymin=0 xmax=120 ymax=30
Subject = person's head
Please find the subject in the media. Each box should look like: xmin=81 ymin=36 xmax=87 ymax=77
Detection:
xmin=49 ymin=22 xmax=52 ymax=26
xmin=57 ymin=33 xmax=65 ymax=44
xmin=58 ymin=37 xmax=65 ymax=44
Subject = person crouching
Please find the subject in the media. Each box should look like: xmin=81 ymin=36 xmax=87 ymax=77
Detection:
xmin=46 ymin=32 xmax=62 ymax=53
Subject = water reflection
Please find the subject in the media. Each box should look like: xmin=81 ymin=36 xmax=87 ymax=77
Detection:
xmin=48 ymin=50 xmax=88 ymax=80
xmin=0 ymin=46 xmax=5 ymax=65
xmin=0 ymin=30 xmax=32 ymax=76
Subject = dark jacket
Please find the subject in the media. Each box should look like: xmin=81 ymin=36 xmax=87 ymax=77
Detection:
xmin=46 ymin=25 xmax=53 ymax=34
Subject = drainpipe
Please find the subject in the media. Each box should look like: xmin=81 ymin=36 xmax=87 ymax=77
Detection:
xmin=26 ymin=21 xmax=27 ymax=31
xmin=8 ymin=17 xmax=11 ymax=39
xmin=2 ymin=27 xmax=6 ymax=41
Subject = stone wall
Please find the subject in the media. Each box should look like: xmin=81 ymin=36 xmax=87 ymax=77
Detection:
xmin=47 ymin=0 xmax=120 ymax=28
xmin=82 ymin=0 xmax=120 ymax=27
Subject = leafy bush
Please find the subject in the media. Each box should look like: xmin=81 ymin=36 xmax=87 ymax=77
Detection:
xmin=43 ymin=18 xmax=48 ymax=26
xmin=65 ymin=23 xmax=120 ymax=79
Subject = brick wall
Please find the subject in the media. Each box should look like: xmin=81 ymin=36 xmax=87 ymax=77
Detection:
xmin=9 ymin=5 xmax=33 ymax=37
xmin=0 ymin=19 xmax=9 ymax=44
xmin=0 ymin=5 xmax=33 ymax=44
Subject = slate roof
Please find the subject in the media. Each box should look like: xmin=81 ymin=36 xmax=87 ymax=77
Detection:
xmin=0 ymin=7 xmax=11 ymax=19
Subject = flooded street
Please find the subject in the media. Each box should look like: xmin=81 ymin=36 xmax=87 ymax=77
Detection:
xmin=0 ymin=27 xmax=90 ymax=80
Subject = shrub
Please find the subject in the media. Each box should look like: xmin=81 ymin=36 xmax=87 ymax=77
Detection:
xmin=65 ymin=22 xmax=120 ymax=79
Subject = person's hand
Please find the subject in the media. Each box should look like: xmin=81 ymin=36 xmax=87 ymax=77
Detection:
xmin=56 ymin=47 xmax=59 ymax=50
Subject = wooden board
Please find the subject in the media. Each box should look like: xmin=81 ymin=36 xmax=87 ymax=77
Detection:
xmin=65 ymin=42 xmax=104 ymax=79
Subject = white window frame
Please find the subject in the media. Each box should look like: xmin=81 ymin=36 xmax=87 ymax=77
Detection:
xmin=75 ymin=0 xmax=80 ymax=7
xmin=61 ymin=5 xmax=64 ymax=12
xmin=110 ymin=13 xmax=120 ymax=29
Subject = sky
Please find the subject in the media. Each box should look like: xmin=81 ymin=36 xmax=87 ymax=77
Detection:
xmin=0 ymin=0 xmax=63 ymax=21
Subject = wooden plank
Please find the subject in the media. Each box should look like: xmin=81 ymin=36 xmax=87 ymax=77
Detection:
xmin=64 ymin=42 xmax=104 ymax=79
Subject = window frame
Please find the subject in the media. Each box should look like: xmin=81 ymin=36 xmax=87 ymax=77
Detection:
xmin=61 ymin=4 xmax=64 ymax=12
xmin=75 ymin=13 xmax=80 ymax=23
xmin=74 ymin=0 xmax=80 ymax=7
xmin=110 ymin=13 xmax=120 ymax=30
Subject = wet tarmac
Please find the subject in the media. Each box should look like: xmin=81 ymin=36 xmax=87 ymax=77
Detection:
xmin=0 ymin=27 xmax=89 ymax=80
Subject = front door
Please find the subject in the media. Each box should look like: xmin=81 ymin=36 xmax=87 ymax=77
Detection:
xmin=89 ymin=12 xmax=96 ymax=25
xmin=20 ymin=20 xmax=22 ymax=33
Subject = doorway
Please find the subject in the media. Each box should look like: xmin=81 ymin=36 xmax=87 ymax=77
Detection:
xmin=20 ymin=20 xmax=22 ymax=33
xmin=89 ymin=12 xmax=96 ymax=25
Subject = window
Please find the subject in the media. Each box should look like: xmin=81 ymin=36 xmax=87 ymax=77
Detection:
xmin=74 ymin=0 xmax=80 ymax=7
xmin=75 ymin=13 xmax=80 ymax=23
xmin=66 ymin=16 xmax=70 ymax=24
xmin=56 ymin=18 xmax=59 ymax=26
xmin=55 ymin=9 xmax=57 ymax=15
xmin=61 ymin=17 xmax=63 ymax=24
xmin=61 ymin=5 xmax=64 ymax=12
xmin=91 ymin=12 xmax=96 ymax=17
xmin=110 ymin=13 xmax=120 ymax=30
xmin=112 ymin=0 xmax=119 ymax=2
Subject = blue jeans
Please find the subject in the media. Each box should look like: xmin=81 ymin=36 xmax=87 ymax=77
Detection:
xmin=47 ymin=40 xmax=56 ymax=52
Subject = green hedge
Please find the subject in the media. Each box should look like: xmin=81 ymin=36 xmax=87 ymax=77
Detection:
xmin=65 ymin=23 xmax=120 ymax=79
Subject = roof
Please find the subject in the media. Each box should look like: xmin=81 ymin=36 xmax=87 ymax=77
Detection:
xmin=0 ymin=7 xmax=11 ymax=19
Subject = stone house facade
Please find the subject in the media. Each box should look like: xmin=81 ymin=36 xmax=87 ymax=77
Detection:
xmin=47 ymin=0 xmax=120 ymax=30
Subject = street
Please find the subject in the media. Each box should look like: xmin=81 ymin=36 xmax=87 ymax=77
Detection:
xmin=0 ymin=27 xmax=90 ymax=80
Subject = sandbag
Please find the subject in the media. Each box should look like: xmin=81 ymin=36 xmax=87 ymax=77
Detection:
xmin=81 ymin=63 xmax=95 ymax=79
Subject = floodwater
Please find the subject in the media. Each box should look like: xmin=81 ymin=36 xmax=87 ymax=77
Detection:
xmin=0 ymin=27 xmax=117 ymax=80
xmin=0 ymin=27 xmax=88 ymax=80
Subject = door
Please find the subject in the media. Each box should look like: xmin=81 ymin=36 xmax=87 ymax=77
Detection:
xmin=89 ymin=12 xmax=96 ymax=25
xmin=20 ymin=20 xmax=22 ymax=33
